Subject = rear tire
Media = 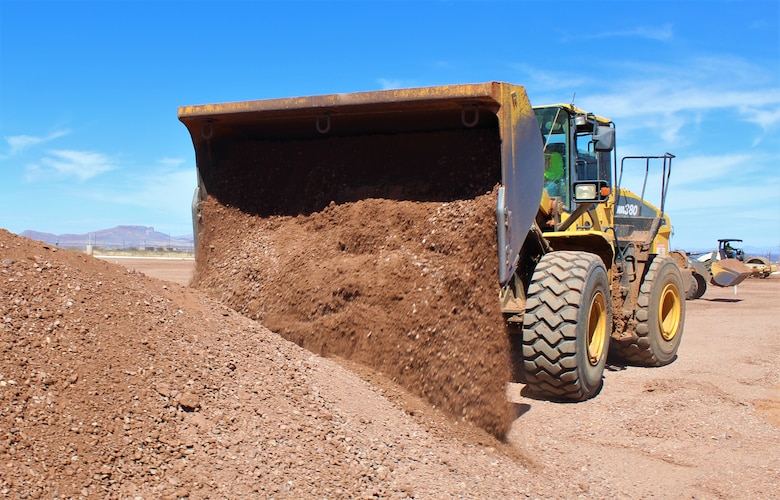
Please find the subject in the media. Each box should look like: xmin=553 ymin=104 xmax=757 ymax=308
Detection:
xmin=685 ymin=270 xmax=707 ymax=300
xmin=612 ymin=255 xmax=685 ymax=366
xmin=522 ymin=251 xmax=611 ymax=401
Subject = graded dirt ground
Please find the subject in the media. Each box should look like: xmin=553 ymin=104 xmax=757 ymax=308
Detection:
xmin=2 ymin=229 xmax=779 ymax=498
xmin=95 ymin=256 xmax=195 ymax=287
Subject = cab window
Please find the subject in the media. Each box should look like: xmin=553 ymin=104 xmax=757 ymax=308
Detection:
xmin=576 ymin=125 xmax=612 ymax=185
xmin=536 ymin=108 xmax=571 ymax=208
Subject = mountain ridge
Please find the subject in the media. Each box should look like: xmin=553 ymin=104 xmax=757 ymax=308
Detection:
xmin=20 ymin=225 xmax=194 ymax=251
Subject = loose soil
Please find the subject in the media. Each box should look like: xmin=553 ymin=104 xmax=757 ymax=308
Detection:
xmin=192 ymin=190 xmax=516 ymax=438
xmin=2 ymin=227 xmax=779 ymax=498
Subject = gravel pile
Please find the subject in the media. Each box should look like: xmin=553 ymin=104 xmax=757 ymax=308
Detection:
xmin=0 ymin=228 xmax=557 ymax=499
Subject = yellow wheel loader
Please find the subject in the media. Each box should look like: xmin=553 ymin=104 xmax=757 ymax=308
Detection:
xmin=179 ymin=82 xmax=686 ymax=403
xmin=705 ymin=239 xmax=774 ymax=279
xmin=684 ymin=238 xmax=767 ymax=300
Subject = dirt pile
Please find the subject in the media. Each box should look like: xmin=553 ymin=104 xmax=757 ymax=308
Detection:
xmin=1 ymin=228 xmax=548 ymax=499
xmin=193 ymin=187 xmax=517 ymax=438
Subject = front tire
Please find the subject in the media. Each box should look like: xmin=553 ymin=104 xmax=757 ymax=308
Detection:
xmin=522 ymin=251 xmax=611 ymax=401
xmin=612 ymin=255 xmax=685 ymax=366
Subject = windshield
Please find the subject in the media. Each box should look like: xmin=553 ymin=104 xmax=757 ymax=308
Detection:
xmin=535 ymin=107 xmax=570 ymax=208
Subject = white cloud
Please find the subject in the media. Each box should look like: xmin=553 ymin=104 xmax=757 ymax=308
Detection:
xmin=130 ymin=169 xmax=195 ymax=213
xmin=5 ymin=130 xmax=70 ymax=155
xmin=432 ymin=60 xmax=456 ymax=70
xmin=377 ymin=78 xmax=405 ymax=90
xmin=738 ymin=105 xmax=780 ymax=146
xmin=26 ymin=149 xmax=117 ymax=182
xmin=157 ymin=157 xmax=186 ymax=168
xmin=664 ymin=156 xmax=780 ymax=249
xmin=556 ymin=56 xmax=780 ymax=155
xmin=90 ymin=165 xmax=195 ymax=214
xmin=513 ymin=64 xmax=592 ymax=96
xmin=563 ymin=24 xmax=674 ymax=43
xmin=583 ymin=86 xmax=780 ymax=122
xmin=618 ymin=152 xmax=775 ymax=206
xmin=667 ymin=182 xmax=780 ymax=250
xmin=579 ymin=56 xmax=774 ymax=106
xmin=670 ymin=154 xmax=756 ymax=187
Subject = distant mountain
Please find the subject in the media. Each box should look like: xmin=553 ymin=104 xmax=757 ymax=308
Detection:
xmin=20 ymin=225 xmax=194 ymax=251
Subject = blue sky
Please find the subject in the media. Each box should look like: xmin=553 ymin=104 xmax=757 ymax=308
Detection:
xmin=1 ymin=0 xmax=778 ymax=253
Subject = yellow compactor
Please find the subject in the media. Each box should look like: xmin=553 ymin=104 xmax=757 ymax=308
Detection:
xmin=179 ymin=82 xmax=686 ymax=401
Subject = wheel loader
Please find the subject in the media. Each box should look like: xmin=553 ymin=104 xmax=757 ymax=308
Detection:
xmin=719 ymin=239 xmax=777 ymax=278
xmin=179 ymin=81 xmax=686 ymax=402
xmin=702 ymin=239 xmax=774 ymax=279
xmin=683 ymin=238 xmax=769 ymax=300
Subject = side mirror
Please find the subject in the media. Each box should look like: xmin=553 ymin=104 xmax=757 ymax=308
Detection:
xmin=593 ymin=127 xmax=615 ymax=152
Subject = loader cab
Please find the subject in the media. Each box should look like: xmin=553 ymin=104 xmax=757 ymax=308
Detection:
xmin=534 ymin=105 xmax=614 ymax=212
xmin=718 ymin=239 xmax=745 ymax=261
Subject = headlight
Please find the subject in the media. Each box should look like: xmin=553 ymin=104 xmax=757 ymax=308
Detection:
xmin=572 ymin=180 xmax=610 ymax=203
xmin=575 ymin=183 xmax=597 ymax=200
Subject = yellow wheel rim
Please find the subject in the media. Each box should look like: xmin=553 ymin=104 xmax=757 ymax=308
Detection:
xmin=658 ymin=284 xmax=681 ymax=341
xmin=587 ymin=292 xmax=607 ymax=365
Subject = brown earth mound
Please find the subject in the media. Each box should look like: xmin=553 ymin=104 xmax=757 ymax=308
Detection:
xmin=1 ymin=228 xmax=551 ymax=499
xmin=193 ymin=188 xmax=518 ymax=438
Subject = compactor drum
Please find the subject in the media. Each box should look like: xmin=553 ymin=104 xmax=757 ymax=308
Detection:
xmin=180 ymin=82 xmax=686 ymax=404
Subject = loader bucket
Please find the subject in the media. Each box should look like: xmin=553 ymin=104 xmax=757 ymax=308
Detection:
xmin=710 ymin=258 xmax=752 ymax=287
xmin=179 ymin=82 xmax=544 ymax=285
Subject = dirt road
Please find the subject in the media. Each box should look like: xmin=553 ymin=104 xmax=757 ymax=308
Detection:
xmin=95 ymin=256 xmax=195 ymax=286
xmin=507 ymin=277 xmax=780 ymax=498
xmin=117 ymin=255 xmax=780 ymax=498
